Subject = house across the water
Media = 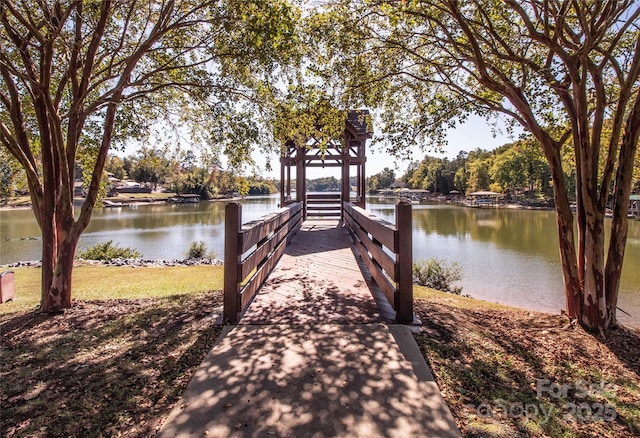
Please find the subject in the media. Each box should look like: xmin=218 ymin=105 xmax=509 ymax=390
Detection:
xmin=630 ymin=194 xmax=640 ymax=218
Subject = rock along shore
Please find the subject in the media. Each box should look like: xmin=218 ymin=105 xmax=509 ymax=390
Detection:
xmin=1 ymin=258 xmax=223 ymax=269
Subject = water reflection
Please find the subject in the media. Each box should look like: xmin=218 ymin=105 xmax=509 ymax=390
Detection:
xmin=0 ymin=196 xmax=279 ymax=263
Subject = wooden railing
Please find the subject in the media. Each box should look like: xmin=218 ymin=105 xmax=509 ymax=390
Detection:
xmin=223 ymin=202 xmax=303 ymax=323
xmin=305 ymin=193 xmax=341 ymax=219
xmin=342 ymin=201 xmax=413 ymax=323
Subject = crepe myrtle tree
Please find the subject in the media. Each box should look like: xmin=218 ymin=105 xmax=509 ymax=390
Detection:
xmin=309 ymin=0 xmax=640 ymax=331
xmin=0 ymin=0 xmax=298 ymax=312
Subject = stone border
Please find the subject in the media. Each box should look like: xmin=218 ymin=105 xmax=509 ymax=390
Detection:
xmin=1 ymin=258 xmax=223 ymax=269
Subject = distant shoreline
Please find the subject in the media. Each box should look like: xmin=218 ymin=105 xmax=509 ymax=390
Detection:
xmin=0 ymin=194 xmax=243 ymax=212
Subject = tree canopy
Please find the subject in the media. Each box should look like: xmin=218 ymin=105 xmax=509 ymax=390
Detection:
xmin=2 ymin=0 xmax=639 ymax=332
xmin=306 ymin=0 xmax=640 ymax=331
xmin=0 ymin=0 xmax=299 ymax=311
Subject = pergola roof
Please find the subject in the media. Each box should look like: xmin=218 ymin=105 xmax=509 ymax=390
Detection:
xmin=346 ymin=110 xmax=372 ymax=137
xmin=280 ymin=109 xmax=372 ymax=212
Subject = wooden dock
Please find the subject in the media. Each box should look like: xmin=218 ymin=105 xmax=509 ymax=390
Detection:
xmin=240 ymin=220 xmax=396 ymax=324
xmin=161 ymin=210 xmax=462 ymax=437
xmin=224 ymin=201 xmax=413 ymax=324
xmin=160 ymin=213 xmax=462 ymax=438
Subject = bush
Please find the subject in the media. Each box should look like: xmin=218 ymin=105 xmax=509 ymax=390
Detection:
xmin=186 ymin=241 xmax=216 ymax=260
xmin=412 ymin=258 xmax=463 ymax=294
xmin=78 ymin=240 xmax=141 ymax=260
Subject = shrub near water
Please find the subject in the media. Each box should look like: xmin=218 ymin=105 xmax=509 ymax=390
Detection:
xmin=186 ymin=241 xmax=216 ymax=260
xmin=412 ymin=258 xmax=463 ymax=294
xmin=78 ymin=240 xmax=142 ymax=260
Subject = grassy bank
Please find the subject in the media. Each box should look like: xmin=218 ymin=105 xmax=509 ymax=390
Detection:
xmin=0 ymin=265 xmax=223 ymax=316
xmin=1 ymin=266 xmax=224 ymax=437
xmin=1 ymin=268 xmax=638 ymax=437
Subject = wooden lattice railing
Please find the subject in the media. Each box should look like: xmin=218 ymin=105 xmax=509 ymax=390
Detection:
xmin=223 ymin=200 xmax=413 ymax=324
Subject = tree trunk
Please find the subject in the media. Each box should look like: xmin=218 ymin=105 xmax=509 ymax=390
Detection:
xmin=605 ymin=90 xmax=640 ymax=328
xmin=40 ymin=222 xmax=80 ymax=312
xmin=553 ymin=188 xmax=583 ymax=319
xmin=538 ymin=138 xmax=583 ymax=319
xmin=39 ymin=210 xmax=57 ymax=312
xmin=605 ymin=210 xmax=626 ymax=328
xmin=580 ymin=214 xmax=608 ymax=330
xmin=42 ymin=242 xmax=78 ymax=312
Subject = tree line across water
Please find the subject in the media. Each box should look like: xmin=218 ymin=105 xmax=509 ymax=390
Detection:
xmin=4 ymin=133 xmax=639 ymax=205
xmin=369 ymin=135 xmax=640 ymax=204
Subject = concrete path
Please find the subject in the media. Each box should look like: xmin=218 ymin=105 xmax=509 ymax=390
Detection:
xmin=158 ymin=324 xmax=460 ymax=437
xmin=158 ymin=221 xmax=461 ymax=437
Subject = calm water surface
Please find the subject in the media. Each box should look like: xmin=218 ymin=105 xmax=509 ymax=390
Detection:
xmin=1 ymin=195 xmax=638 ymax=327
xmin=367 ymin=197 xmax=640 ymax=328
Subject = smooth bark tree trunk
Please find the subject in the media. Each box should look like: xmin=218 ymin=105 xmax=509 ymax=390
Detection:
xmin=539 ymin=139 xmax=583 ymax=319
xmin=39 ymin=212 xmax=58 ymax=312
xmin=581 ymin=214 xmax=608 ymax=329
xmin=41 ymin=240 xmax=78 ymax=312
xmin=605 ymin=93 xmax=640 ymax=328
xmin=39 ymin=208 xmax=82 ymax=312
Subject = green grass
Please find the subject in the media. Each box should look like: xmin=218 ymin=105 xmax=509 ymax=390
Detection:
xmin=0 ymin=265 xmax=224 ymax=315
xmin=413 ymin=284 xmax=510 ymax=311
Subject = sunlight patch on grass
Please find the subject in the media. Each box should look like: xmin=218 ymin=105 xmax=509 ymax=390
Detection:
xmin=0 ymin=265 xmax=224 ymax=315
xmin=414 ymin=285 xmax=510 ymax=311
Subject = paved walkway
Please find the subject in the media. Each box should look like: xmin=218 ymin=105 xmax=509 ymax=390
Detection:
xmin=158 ymin=221 xmax=461 ymax=437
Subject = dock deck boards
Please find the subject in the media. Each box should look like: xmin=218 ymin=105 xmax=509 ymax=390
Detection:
xmin=240 ymin=220 xmax=396 ymax=325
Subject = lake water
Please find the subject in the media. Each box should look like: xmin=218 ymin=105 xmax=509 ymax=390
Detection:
xmin=1 ymin=195 xmax=638 ymax=327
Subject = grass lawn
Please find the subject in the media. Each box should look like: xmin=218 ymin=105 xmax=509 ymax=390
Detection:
xmin=0 ymin=265 xmax=223 ymax=316
xmin=1 ymin=269 xmax=638 ymax=437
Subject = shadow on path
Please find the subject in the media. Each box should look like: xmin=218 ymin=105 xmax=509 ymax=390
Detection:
xmin=158 ymin=221 xmax=460 ymax=437
xmin=157 ymin=324 xmax=460 ymax=437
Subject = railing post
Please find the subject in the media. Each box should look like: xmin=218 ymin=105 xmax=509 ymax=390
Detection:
xmin=396 ymin=200 xmax=413 ymax=323
xmin=224 ymin=202 xmax=241 ymax=324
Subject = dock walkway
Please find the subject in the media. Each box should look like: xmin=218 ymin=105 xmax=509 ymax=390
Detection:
xmin=240 ymin=220 xmax=395 ymax=325
xmin=158 ymin=221 xmax=461 ymax=437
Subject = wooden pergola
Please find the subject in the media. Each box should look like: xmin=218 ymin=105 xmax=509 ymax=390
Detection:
xmin=280 ymin=110 xmax=372 ymax=217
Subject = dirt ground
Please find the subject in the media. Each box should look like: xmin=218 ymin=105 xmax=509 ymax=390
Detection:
xmin=0 ymin=293 xmax=223 ymax=437
xmin=414 ymin=300 xmax=640 ymax=437
xmin=1 ymin=293 xmax=639 ymax=437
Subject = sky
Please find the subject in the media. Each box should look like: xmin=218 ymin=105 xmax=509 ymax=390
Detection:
xmin=255 ymin=114 xmax=523 ymax=181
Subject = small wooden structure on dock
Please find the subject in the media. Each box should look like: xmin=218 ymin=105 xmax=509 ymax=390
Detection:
xmin=280 ymin=110 xmax=372 ymax=217
xmin=224 ymin=110 xmax=414 ymax=325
